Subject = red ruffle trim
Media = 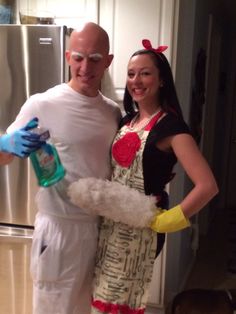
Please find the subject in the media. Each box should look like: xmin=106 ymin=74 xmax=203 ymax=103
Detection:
xmin=92 ymin=298 xmax=145 ymax=314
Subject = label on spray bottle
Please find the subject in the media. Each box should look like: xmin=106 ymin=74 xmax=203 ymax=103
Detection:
xmin=35 ymin=144 xmax=56 ymax=177
xmin=30 ymin=127 xmax=66 ymax=187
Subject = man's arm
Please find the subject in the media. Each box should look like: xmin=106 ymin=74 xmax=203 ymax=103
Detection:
xmin=0 ymin=151 xmax=14 ymax=165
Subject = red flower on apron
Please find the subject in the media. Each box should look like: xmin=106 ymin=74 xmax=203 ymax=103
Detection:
xmin=112 ymin=132 xmax=141 ymax=168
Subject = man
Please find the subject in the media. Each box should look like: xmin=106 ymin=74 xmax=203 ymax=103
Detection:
xmin=0 ymin=22 xmax=121 ymax=314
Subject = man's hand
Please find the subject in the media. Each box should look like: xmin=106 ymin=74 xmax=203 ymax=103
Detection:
xmin=0 ymin=118 xmax=43 ymax=158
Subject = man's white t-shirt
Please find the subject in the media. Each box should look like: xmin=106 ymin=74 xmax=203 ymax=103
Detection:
xmin=7 ymin=83 xmax=121 ymax=221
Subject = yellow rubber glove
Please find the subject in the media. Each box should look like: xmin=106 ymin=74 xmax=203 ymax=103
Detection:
xmin=150 ymin=204 xmax=191 ymax=233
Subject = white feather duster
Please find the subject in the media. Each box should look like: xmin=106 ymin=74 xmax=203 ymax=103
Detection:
xmin=68 ymin=177 xmax=161 ymax=228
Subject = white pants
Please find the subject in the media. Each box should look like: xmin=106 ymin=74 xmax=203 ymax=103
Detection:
xmin=30 ymin=212 xmax=98 ymax=314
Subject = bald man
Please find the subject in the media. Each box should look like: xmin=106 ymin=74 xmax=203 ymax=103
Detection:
xmin=1 ymin=22 xmax=121 ymax=314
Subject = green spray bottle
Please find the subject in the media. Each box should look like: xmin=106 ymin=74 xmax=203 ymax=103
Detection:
xmin=30 ymin=127 xmax=66 ymax=187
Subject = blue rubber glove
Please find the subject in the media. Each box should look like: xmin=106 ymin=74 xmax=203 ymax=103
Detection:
xmin=0 ymin=117 xmax=43 ymax=158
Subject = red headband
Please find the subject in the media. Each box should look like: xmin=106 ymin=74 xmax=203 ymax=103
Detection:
xmin=142 ymin=39 xmax=168 ymax=53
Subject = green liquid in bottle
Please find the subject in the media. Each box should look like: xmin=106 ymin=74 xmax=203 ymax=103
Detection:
xmin=30 ymin=141 xmax=66 ymax=187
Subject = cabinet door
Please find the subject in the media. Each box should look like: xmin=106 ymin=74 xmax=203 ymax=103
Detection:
xmin=17 ymin=0 xmax=98 ymax=26
xmin=100 ymin=0 xmax=178 ymax=104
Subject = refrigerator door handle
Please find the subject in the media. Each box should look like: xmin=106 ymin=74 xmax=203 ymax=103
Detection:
xmin=39 ymin=37 xmax=53 ymax=45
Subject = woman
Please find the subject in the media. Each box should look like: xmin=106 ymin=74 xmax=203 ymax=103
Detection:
xmin=69 ymin=39 xmax=219 ymax=314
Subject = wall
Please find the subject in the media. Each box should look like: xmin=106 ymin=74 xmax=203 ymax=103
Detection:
xmin=191 ymin=0 xmax=230 ymax=232
xmin=164 ymin=0 xmax=235 ymax=303
xmin=164 ymin=0 xmax=197 ymax=303
xmin=166 ymin=0 xmax=215 ymax=299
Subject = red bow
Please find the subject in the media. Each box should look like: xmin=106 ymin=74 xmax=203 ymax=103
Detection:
xmin=142 ymin=39 xmax=168 ymax=53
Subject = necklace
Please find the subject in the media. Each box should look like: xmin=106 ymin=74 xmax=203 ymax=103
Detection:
xmin=129 ymin=109 xmax=161 ymax=131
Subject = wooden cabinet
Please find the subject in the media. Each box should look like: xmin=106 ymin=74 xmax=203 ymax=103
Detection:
xmin=16 ymin=0 xmax=98 ymax=26
xmin=100 ymin=0 xmax=178 ymax=106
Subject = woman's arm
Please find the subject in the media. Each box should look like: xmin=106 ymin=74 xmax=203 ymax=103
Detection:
xmin=170 ymin=133 xmax=219 ymax=218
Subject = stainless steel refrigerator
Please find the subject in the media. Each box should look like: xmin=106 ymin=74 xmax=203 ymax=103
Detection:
xmin=0 ymin=25 xmax=69 ymax=314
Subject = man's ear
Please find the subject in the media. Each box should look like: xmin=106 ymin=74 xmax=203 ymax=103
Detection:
xmin=65 ymin=50 xmax=71 ymax=64
xmin=106 ymin=54 xmax=114 ymax=68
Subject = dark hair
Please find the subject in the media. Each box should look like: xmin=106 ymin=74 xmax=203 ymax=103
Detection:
xmin=123 ymin=49 xmax=183 ymax=119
